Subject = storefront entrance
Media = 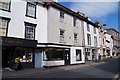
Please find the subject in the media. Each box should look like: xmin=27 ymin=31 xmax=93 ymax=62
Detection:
xmin=64 ymin=49 xmax=70 ymax=65
xmin=1 ymin=36 xmax=37 ymax=69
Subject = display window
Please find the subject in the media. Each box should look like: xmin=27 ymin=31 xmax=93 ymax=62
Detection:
xmin=43 ymin=48 xmax=65 ymax=61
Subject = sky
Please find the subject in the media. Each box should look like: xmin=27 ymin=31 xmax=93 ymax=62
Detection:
xmin=58 ymin=1 xmax=119 ymax=32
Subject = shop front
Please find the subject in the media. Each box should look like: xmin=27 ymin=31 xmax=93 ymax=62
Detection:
xmin=1 ymin=36 xmax=37 ymax=69
xmin=42 ymin=47 xmax=70 ymax=67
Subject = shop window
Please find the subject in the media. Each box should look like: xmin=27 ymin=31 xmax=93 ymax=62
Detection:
xmin=76 ymin=49 xmax=82 ymax=61
xmin=25 ymin=22 xmax=36 ymax=40
xmin=14 ymin=47 xmax=33 ymax=63
xmin=0 ymin=17 xmax=10 ymax=36
xmin=26 ymin=2 xmax=36 ymax=18
xmin=0 ymin=0 xmax=11 ymax=11
xmin=43 ymin=48 xmax=64 ymax=61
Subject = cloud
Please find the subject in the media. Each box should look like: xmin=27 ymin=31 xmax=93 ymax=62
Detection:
xmin=69 ymin=2 xmax=118 ymax=18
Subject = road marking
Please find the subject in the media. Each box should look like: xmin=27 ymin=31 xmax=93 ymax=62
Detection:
xmin=113 ymin=74 xmax=119 ymax=80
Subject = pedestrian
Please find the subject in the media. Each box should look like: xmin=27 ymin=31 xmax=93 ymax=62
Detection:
xmin=98 ymin=53 xmax=101 ymax=63
xmin=92 ymin=54 xmax=94 ymax=62
xmin=14 ymin=58 xmax=23 ymax=71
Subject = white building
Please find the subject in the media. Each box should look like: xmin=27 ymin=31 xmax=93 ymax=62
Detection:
xmin=105 ymin=33 xmax=113 ymax=57
xmin=38 ymin=2 xmax=85 ymax=67
xmin=84 ymin=20 xmax=100 ymax=61
xmin=0 ymin=0 xmax=47 ymax=68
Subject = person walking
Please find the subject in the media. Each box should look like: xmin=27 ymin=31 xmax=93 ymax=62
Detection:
xmin=98 ymin=53 xmax=102 ymax=63
xmin=92 ymin=54 xmax=94 ymax=62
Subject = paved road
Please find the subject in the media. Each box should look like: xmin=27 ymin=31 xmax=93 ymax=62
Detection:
xmin=17 ymin=58 xmax=119 ymax=78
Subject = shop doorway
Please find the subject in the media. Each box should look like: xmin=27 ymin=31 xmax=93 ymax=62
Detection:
xmin=64 ymin=49 xmax=70 ymax=65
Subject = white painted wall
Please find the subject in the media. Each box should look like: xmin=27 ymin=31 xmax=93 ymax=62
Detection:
xmin=84 ymin=22 xmax=100 ymax=48
xmin=70 ymin=47 xmax=85 ymax=64
xmin=0 ymin=0 xmax=48 ymax=43
xmin=105 ymin=33 xmax=113 ymax=56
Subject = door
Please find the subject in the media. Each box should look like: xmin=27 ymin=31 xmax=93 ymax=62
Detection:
xmin=64 ymin=49 xmax=70 ymax=65
xmin=35 ymin=51 xmax=42 ymax=68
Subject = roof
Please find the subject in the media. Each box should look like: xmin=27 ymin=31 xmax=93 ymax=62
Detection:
xmin=106 ymin=28 xmax=119 ymax=33
xmin=44 ymin=2 xmax=99 ymax=28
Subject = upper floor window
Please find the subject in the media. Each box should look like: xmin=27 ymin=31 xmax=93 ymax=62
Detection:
xmin=94 ymin=36 xmax=97 ymax=46
xmin=0 ymin=0 xmax=11 ymax=11
xmin=87 ymin=34 xmax=91 ymax=45
xmin=0 ymin=17 xmax=10 ymax=36
xmin=25 ymin=22 xmax=36 ymax=40
xmin=60 ymin=29 xmax=65 ymax=42
xmin=73 ymin=17 xmax=77 ymax=27
xmin=74 ymin=33 xmax=78 ymax=43
xmin=87 ymin=24 xmax=90 ymax=31
xmin=26 ymin=2 xmax=36 ymax=18
xmin=60 ymin=11 xmax=64 ymax=19
xmin=94 ymin=27 xmax=96 ymax=34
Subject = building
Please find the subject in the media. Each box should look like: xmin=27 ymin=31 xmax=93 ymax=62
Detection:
xmin=38 ymin=2 xmax=86 ymax=67
xmin=0 ymin=0 xmax=48 ymax=69
xmin=106 ymin=28 xmax=119 ymax=56
xmin=99 ymin=24 xmax=107 ymax=60
xmin=84 ymin=20 xmax=100 ymax=61
xmin=105 ymin=33 xmax=113 ymax=58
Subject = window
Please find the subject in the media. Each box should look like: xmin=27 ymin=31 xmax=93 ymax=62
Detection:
xmin=74 ymin=33 xmax=78 ymax=43
xmin=43 ymin=48 xmax=66 ymax=61
xmin=94 ymin=27 xmax=96 ymax=34
xmin=87 ymin=24 xmax=90 ymax=31
xmin=25 ymin=22 xmax=36 ymax=40
xmin=87 ymin=34 xmax=91 ymax=45
xmin=0 ymin=17 xmax=10 ymax=36
xmin=60 ymin=30 xmax=65 ymax=42
xmin=94 ymin=36 xmax=97 ymax=46
xmin=60 ymin=11 xmax=64 ymax=19
xmin=76 ymin=49 xmax=82 ymax=61
xmin=26 ymin=2 xmax=36 ymax=18
xmin=73 ymin=17 xmax=77 ymax=27
xmin=0 ymin=0 xmax=11 ymax=11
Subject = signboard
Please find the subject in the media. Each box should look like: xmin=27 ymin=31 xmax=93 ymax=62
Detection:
xmin=0 ymin=36 xmax=37 ymax=47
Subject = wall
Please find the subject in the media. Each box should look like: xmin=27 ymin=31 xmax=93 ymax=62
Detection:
xmin=47 ymin=6 xmax=84 ymax=46
xmin=0 ymin=0 xmax=48 ymax=43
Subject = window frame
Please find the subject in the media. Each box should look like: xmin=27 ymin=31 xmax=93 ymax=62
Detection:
xmin=87 ymin=34 xmax=91 ymax=45
xmin=60 ymin=29 xmax=65 ymax=42
xmin=87 ymin=24 xmax=90 ymax=31
xmin=76 ymin=49 xmax=82 ymax=61
xmin=94 ymin=27 xmax=96 ymax=34
xmin=73 ymin=17 xmax=77 ymax=27
xmin=74 ymin=33 xmax=78 ymax=44
xmin=0 ymin=17 xmax=11 ymax=37
xmin=0 ymin=0 xmax=11 ymax=12
xmin=26 ymin=2 xmax=37 ymax=19
xmin=60 ymin=11 xmax=64 ymax=19
xmin=24 ymin=22 xmax=36 ymax=40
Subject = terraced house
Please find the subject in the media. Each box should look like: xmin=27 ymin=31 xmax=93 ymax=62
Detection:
xmin=1 ymin=0 xmax=115 ymax=70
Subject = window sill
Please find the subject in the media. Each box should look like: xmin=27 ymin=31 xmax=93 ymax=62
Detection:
xmin=25 ymin=15 xmax=37 ymax=19
xmin=0 ymin=9 xmax=11 ymax=12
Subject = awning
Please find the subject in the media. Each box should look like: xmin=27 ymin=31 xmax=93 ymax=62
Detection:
xmin=0 ymin=36 xmax=37 ymax=48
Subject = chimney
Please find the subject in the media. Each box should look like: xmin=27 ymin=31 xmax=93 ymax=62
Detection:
xmin=102 ymin=24 xmax=107 ymax=29
xmin=94 ymin=21 xmax=100 ymax=26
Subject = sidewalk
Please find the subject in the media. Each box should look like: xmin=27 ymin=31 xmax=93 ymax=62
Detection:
xmin=2 ymin=57 xmax=118 ymax=78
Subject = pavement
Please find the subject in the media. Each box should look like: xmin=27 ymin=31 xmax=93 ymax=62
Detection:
xmin=2 ymin=56 xmax=119 ymax=78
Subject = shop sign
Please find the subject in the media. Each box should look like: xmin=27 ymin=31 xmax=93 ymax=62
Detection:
xmin=0 ymin=36 xmax=37 ymax=47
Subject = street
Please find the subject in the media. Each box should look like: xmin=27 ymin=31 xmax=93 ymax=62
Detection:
xmin=13 ymin=58 xmax=119 ymax=79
